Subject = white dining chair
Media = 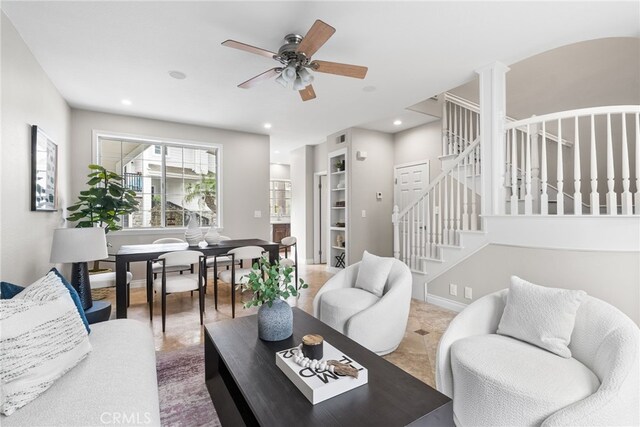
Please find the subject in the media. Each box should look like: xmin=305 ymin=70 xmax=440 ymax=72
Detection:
xmin=148 ymin=250 xmax=204 ymax=332
xmin=279 ymin=236 xmax=298 ymax=288
xmin=213 ymin=245 xmax=265 ymax=318
xmin=151 ymin=238 xmax=192 ymax=279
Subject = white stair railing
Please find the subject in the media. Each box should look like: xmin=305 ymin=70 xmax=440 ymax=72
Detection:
xmin=504 ymin=106 xmax=640 ymax=216
xmin=442 ymin=93 xmax=481 ymax=157
xmin=393 ymin=137 xmax=482 ymax=272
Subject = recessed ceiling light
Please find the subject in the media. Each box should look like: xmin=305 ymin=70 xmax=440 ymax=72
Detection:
xmin=274 ymin=150 xmax=280 ymax=154
xmin=121 ymin=99 xmax=132 ymax=106
xmin=169 ymin=70 xmax=187 ymax=80
xmin=393 ymin=120 xmax=402 ymax=126
xmin=264 ymin=123 xmax=272 ymax=129
xmin=363 ymin=86 xmax=376 ymax=93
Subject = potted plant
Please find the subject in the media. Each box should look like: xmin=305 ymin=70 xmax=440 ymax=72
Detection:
xmin=66 ymin=165 xmax=139 ymax=271
xmin=242 ymin=256 xmax=308 ymax=341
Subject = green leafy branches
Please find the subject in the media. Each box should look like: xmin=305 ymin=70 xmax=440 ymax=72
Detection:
xmin=66 ymin=164 xmax=139 ymax=233
xmin=242 ymin=256 xmax=308 ymax=309
xmin=184 ymin=172 xmax=217 ymax=214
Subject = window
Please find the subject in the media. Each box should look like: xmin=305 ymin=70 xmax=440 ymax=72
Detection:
xmin=270 ymin=180 xmax=291 ymax=218
xmin=97 ymin=135 xmax=221 ymax=229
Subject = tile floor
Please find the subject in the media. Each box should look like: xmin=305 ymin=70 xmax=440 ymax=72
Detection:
xmin=99 ymin=264 xmax=457 ymax=388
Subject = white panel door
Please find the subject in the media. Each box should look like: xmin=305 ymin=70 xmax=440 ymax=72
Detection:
xmin=395 ymin=162 xmax=429 ymax=211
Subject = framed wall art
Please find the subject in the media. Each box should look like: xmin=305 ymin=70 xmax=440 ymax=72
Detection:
xmin=31 ymin=125 xmax=58 ymax=211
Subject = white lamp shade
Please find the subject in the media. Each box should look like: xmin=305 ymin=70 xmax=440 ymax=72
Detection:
xmin=282 ymin=64 xmax=297 ymax=82
xmin=50 ymin=228 xmax=108 ymax=263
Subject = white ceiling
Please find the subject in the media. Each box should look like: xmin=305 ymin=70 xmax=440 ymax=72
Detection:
xmin=3 ymin=1 xmax=639 ymax=164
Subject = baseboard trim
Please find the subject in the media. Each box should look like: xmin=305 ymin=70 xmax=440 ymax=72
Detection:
xmin=426 ymin=294 xmax=468 ymax=312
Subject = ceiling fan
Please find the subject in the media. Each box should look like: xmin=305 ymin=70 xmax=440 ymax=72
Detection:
xmin=222 ymin=20 xmax=368 ymax=101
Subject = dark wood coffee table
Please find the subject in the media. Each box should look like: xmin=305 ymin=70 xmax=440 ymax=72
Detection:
xmin=205 ymin=307 xmax=452 ymax=426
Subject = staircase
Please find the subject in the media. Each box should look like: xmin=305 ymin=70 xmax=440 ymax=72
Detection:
xmin=393 ymin=92 xmax=640 ymax=300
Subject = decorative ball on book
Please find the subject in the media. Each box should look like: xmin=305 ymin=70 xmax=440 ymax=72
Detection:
xmin=302 ymin=334 xmax=324 ymax=360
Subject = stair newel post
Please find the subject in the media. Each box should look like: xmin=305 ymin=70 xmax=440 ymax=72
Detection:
xmin=606 ymin=113 xmax=617 ymax=215
xmin=453 ymin=104 xmax=459 ymax=155
xmin=510 ymin=128 xmax=518 ymax=214
xmin=620 ymin=113 xmax=633 ymax=215
xmin=409 ymin=206 xmax=414 ymax=270
xmin=556 ymin=118 xmax=565 ymax=215
xmin=635 ymin=113 xmax=640 ymax=214
xmin=519 ymin=129 xmax=525 ymax=200
xmin=524 ymin=124 xmax=533 ymax=214
xmin=426 ymin=192 xmax=432 ymax=260
xmin=449 ymin=173 xmax=455 ymax=243
xmin=540 ymin=121 xmax=549 ymax=215
xmin=530 ymin=121 xmax=541 ymax=214
xmin=471 ymin=145 xmax=478 ymax=230
xmin=443 ymin=175 xmax=449 ymax=245
xmin=462 ymin=148 xmax=470 ymax=230
xmin=573 ymin=116 xmax=583 ymax=215
xmin=590 ymin=114 xmax=599 ymax=215
xmin=437 ymin=182 xmax=443 ymax=247
xmin=456 ymin=162 xmax=462 ymax=240
xmin=392 ymin=205 xmax=400 ymax=259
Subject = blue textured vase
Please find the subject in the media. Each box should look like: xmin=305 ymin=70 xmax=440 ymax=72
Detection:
xmin=258 ymin=299 xmax=293 ymax=341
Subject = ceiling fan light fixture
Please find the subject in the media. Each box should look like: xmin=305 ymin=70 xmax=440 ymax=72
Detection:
xmin=298 ymin=67 xmax=314 ymax=84
xmin=293 ymin=76 xmax=306 ymax=91
xmin=282 ymin=64 xmax=297 ymax=82
xmin=275 ymin=73 xmax=288 ymax=88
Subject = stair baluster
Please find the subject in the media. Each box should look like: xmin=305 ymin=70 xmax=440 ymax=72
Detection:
xmin=524 ymin=124 xmax=533 ymax=214
xmin=590 ymin=115 xmax=599 ymax=215
xmin=573 ymin=117 xmax=582 ymax=215
xmin=635 ymin=113 xmax=640 ymax=214
xmin=606 ymin=113 xmax=616 ymax=214
xmin=556 ymin=119 xmax=564 ymax=215
xmin=541 ymin=121 xmax=549 ymax=215
xmin=510 ymin=128 xmax=518 ymax=214
xmin=620 ymin=113 xmax=632 ymax=215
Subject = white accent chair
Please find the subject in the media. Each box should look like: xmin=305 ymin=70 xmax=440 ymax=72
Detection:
xmin=436 ymin=289 xmax=640 ymax=427
xmin=313 ymin=259 xmax=412 ymax=355
xmin=151 ymin=238 xmax=192 ymax=279
xmin=149 ymin=250 xmax=204 ymax=332
xmin=213 ymin=245 xmax=265 ymax=318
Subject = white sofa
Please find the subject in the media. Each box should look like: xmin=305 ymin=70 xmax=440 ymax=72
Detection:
xmin=3 ymin=319 xmax=161 ymax=426
xmin=436 ymin=289 xmax=640 ymax=427
xmin=313 ymin=260 xmax=412 ymax=355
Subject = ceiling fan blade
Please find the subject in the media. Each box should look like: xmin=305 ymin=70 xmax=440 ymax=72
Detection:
xmin=299 ymin=85 xmax=317 ymax=101
xmin=296 ymin=20 xmax=336 ymax=58
xmin=238 ymin=68 xmax=281 ymax=89
xmin=222 ymin=40 xmax=276 ymax=59
xmin=312 ymin=60 xmax=368 ymax=79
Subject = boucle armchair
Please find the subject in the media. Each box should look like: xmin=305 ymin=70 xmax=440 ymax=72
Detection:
xmin=436 ymin=289 xmax=640 ymax=427
xmin=313 ymin=260 xmax=412 ymax=355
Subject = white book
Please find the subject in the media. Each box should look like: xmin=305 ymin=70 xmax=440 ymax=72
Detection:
xmin=275 ymin=341 xmax=368 ymax=404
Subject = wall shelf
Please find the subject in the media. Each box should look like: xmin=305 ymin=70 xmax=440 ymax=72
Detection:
xmin=328 ymin=148 xmax=348 ymax=269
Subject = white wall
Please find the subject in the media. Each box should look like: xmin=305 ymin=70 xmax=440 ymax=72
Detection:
xmin=1 ymin=13 xmax=71 ymax=284
xmin=394 ymin=121 xmax=442 ymax=182
xmin=290 ymin=145 xmax=314 ymax=262
xmin=270 ymin=163 xmax=290 ymax=180
xmin=428 ymin=244 xmax=640 ymax=324
xmin=69 ymin=109 xmax=271 ymax=280
xmin=313 ymin=142 xmax=327 ymax=173
xmin=349 ymin=128 xmax=395 ymax=261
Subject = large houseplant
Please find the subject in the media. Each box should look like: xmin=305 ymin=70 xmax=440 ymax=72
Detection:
xmin=243 ymin=256 xmax=307 ymax=341
xmin=66 ymin=164 xmax=139 ymax=269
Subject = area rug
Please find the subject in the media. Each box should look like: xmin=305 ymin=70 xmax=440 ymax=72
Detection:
xmin=156 ymin=346 xmax=222 ymax=427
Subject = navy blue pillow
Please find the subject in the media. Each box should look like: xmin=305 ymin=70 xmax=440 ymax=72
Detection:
xmin=49 ymin=268 xmax=91 ymax=333
xmin=0 ymin=281 xmax=25 ymax=299
xmin=0 ymin=270 xmax=90 ymax=333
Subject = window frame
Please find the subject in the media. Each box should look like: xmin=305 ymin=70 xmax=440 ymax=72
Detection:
xmin=91 ymin=130 xmax=223 ymax=234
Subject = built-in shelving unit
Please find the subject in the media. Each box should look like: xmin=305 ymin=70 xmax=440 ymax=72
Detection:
xmin=328 ymin=148 xmax=348 ymax=269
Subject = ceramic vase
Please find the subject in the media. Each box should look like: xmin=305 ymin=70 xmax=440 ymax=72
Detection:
xmin=257 ymin=299 xmax=293 ymax=341
xmin=204 ymin=227 xmax=221 ymax=245
xmin=184 ymin=213 xmax=203 ymax=246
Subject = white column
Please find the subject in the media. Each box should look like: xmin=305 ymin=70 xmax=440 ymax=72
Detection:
xmin=476 ymin=62 xmax=510 ymax=217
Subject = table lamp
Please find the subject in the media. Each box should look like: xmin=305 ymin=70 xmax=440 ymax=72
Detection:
xmin=50 ymin=228 xmax=108 ymax=310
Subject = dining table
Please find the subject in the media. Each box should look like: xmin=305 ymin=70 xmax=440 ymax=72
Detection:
xmin=114 ymin=238 xmax=280 ymax=319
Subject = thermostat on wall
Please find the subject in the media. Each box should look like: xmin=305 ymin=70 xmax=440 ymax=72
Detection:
xmin=376 ymin=192 xmax=383 ymax=200
xmin=356 ymin=150 xmax=367 ymax=160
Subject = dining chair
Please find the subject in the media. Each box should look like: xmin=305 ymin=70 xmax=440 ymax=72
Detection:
xmin=212 ymin=245 xmax=265 ymax=318
xmin=151 ymin=238 xmax=193 ymax=279
xmin=147 ymin=250 xmax=204 ymax=332
xmin=280 ymin=236 xmax=298 ymax=289
xmin=202 ymin=236 xmax=240 ymax=293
